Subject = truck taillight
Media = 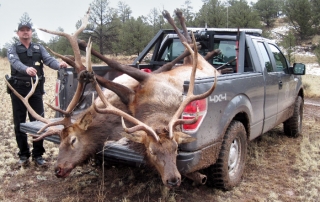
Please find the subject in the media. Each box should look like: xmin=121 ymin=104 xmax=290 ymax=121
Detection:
xmin=55 ymin=79 xmax=60 ymax=108
xmin=182 ymin=98 xmax=207 ymax=132
xmin=141 ymin=68 xmax=151 ymax=73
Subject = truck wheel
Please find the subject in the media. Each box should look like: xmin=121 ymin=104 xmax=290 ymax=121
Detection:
xmin=206 ymin=120 xmax=247 ymax=190
xmin=283 ymin=96 xmax=303 ymax=138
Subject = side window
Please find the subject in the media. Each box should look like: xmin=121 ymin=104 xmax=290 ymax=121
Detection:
xmin=268 ymin=44 xmax=288 ymax=72
xmin=212 ymin=40 xmax=236 ymax=66
xmin=160 ymin=39 xmax=185 ymax=62
xmin=256 ymin=42 xmax=273 ymax=72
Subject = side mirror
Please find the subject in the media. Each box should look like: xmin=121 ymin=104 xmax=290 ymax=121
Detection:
xmin=291 ymin=63 xmax=305 ymax=75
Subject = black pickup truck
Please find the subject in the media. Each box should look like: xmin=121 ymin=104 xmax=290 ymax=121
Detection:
xmin=21 ymin=28 xmax=305 ymax=189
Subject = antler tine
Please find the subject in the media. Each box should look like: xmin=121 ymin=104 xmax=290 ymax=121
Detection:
xmin=75 ymin=8 xmax=90 ymax=37
xmin=37 ymin=117 xmax=72 ymax=133
xmin=38 ymin=8 xmax=90 ymax=73
xmin=5 ymin=75 xmax=50 ymax=124
xmin=30 ymin=127 xmax=62 ymax=141
xmin=86 ymin=37 xmax=93 ymax=73
xmin=46 ymin=46 xmax=77 ymax=67
xmin=168 ymin=33 xmax=218 ymax=139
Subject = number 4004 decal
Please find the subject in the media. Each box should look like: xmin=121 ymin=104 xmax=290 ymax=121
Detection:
xmin=209 ymin=93 xmax=227 ymax=103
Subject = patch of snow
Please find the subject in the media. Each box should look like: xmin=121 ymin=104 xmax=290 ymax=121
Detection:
xmin=306 ymin=63 xmax=320 ymax=76
xmin=270 ymin=24 xmax=320 ymax=76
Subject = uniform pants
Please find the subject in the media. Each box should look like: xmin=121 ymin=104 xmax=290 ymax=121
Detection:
xmin=10 ymin=82 xmax=45 ymax=159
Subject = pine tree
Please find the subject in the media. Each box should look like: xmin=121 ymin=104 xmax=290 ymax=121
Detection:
xmin=283 ymin=0 xmax=313 ymax=40
xmin=253 ymin=0 xmax=279 ymax=27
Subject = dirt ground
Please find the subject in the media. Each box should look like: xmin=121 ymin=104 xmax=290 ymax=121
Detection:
xmin=0 ymin=98 xmax=318 ymax=202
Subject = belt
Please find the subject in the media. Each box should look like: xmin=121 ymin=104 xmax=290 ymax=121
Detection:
xmin=14 ymin=79 xmax=33 ymax=87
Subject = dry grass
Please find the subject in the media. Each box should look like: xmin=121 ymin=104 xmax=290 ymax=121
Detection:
xmin=0 ymin=56 xmax=319 ymax=201
xmin=294 ymin=54 xmax=317 ymax=64
xmin=303 ymin=74 xmax=320 ymax=97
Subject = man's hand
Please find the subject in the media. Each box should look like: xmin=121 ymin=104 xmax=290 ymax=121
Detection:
xmin=26 ymin=67 xmax=37 ymax=76
xmin=59 ymin=61 xmax=68 ymax=68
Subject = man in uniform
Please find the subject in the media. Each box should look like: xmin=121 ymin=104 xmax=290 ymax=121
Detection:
xmin=7 ymin=22 xmax=68 ymax=166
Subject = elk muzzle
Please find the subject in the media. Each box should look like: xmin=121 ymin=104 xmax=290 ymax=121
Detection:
xmin=54 ymin=164 xmax=74 ymax=178
xmin=165 ymin=175 xmax=181 ymax=188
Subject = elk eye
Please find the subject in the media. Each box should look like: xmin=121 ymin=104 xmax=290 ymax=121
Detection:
xmin=70 ymin=137 xmax=76 ymax=145
xmin=149 ymin=148 xmax=155 ymax=156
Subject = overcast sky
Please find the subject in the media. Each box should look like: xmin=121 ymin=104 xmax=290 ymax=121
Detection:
xmin=0 ymin=0 xmax=205 ymax=48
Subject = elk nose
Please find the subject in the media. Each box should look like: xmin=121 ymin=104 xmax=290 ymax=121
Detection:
xmin=167 ymin=178 xmax=181 ymax=187
xmin=54 ymin=167 xmax=62 ymax=176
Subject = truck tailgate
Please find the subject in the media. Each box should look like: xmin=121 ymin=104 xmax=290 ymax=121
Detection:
xmin=20 ymin=121 xmax=145 ymax=166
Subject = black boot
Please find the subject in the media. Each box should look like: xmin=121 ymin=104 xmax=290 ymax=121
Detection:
xmin=32 ymin=156 xmax=47 ymax=166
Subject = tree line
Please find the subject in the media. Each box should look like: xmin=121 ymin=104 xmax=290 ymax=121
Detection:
xmin=1 ymin=0 xmax=320 ymax=64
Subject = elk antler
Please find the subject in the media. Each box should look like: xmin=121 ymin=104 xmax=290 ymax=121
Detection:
xmin=38 ymin=8 xmax=90 ymax=73
xmin=167 ymin=33 xmax=218 ymax=139
xmin=33 ymin=8 xmax=94 ymax=135
xmin=5 ymin=76 xmax=63 ymax=139
xmin=5 ymin=76 xmax=47 ymax=123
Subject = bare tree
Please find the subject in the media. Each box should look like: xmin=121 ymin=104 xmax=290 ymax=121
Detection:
xmin=86 ymin=0 xmax=120 ymax=55
xmin=118 ymin=1 xmax=132 ymax=23
xmin=181 ymin=0 xmax=194 ymax=22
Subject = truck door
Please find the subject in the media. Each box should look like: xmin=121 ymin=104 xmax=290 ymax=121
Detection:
xmin=253 ymin=40 xmax=279 ymax=133
xmin=266 ymin=44 xmax=296 ymax=124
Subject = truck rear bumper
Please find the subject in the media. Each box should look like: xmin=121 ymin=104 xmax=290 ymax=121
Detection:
xmin=20 ymin=121 xmax=221 ymax=174
xmin=177 ymin=142 xmax=221 ymax=174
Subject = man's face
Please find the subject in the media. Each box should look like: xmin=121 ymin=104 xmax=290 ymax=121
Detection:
xmin=17 ymin=27 xmax=32 ymax=41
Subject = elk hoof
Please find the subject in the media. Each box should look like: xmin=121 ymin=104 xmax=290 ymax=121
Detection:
xmin=162 ymin=10 xmax=170 ymax=18
xmin=175 ymin=9 xmax=182 ymax=17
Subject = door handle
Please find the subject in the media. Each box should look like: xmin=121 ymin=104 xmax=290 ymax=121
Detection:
xmin=279 ymin=80 xmax=283 ymax=89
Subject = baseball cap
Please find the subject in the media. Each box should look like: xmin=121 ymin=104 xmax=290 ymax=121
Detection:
xmin=18 ymin=22 xmax=32 ymax=30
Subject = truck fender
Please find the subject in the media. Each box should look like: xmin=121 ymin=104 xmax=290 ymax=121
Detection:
xmin=218 ymin=94 xmax=252 ymax=140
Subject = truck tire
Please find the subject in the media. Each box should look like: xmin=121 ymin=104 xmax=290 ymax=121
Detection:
xmin=283 ymin=96 xmax=303 ymax=138
xmin=206 ymin=120 xmax=247 ymax=190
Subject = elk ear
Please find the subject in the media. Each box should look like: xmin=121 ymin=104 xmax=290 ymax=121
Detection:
xmin=174 ymin=132 xmax=196 ymax=144
xmin=121 ymin=131 xmax=147 ymax=144
xmin=77 ymin=112 xmax=93 ymax=130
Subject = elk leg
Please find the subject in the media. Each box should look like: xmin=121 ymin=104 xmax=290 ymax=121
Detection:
xmin=78 ymin=40 xmax=149 ymax=83
xmin=162 ymin=10 xmax=188 ymax=44
xmin=174 ymin=9 xmax=192 ymax=44
xmin=153 ymin=50 xmax=191 ymax=73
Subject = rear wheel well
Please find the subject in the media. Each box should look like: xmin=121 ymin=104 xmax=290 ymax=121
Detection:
xmin=233 ymin=112 xmax=250 ymax=139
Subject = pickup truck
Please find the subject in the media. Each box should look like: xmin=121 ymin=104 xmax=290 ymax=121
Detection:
xmin=20 ymin=28 xmax=306 ymax=190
